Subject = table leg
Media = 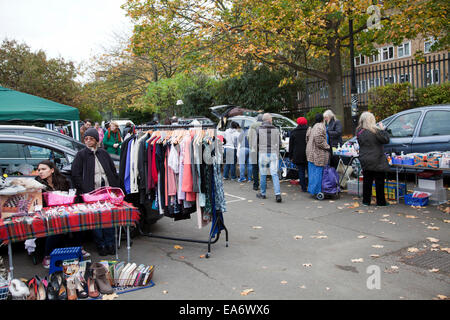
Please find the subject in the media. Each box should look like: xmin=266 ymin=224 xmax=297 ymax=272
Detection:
xmin=396 ymin=167 xmax=399 ymax=204
xmin=127 ymin=226 xmax=131 ymax=263
xmin=8 ymin=242 xmax=13 ymax=279
xmin=115 ymin=226 xmax=119 ymax=260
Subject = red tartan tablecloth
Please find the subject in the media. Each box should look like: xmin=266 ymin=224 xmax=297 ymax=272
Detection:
xmin=0 ymin=201 xmax=140 ymax=244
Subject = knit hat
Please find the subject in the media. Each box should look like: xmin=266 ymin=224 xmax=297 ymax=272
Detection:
xmin=296 ymin=117 xmax=307 ymax=125
xmin=84 ymin=127 xmax=99 ymax=141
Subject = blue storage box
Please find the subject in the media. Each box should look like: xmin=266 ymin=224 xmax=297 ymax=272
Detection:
xmin=404 ymin=194 xmax=429 ymax=207
xmin=49 ymin=247 xmax=83 ymax=275
xmin=402 ymin=158 xmax=414 ymax=165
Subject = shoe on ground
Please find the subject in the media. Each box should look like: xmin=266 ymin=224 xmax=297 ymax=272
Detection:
xmin=376 ymin=203 xmax=389 ymax=207
xmin=253 ymin=186 xmax=259 ymax=191
xmin=362 ymin=202 xmax=370 ymax=206
xmin=276 ymin=195 xmax=282 ymax=203
xmin=42 ymin=256 xmax=50 ymax=269
xmin=238 ymin=178 xmax=247 ymax=183
xmin=256 ymin=193 xmax=266 ymax=199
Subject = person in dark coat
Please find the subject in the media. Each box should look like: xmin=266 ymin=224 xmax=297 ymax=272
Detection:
xmin=288 ymin=117 xmax=309 ymax=192
xmin=356 ymin=111 xmax=390 ymax=206
xmin=323 ymin=110 xmax=343 ymax=168
xmin=71 ymin=128 xmax=120 ymax=256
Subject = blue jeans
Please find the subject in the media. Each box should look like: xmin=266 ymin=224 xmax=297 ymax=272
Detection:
xmin=92 ymin=227 xmax=115 ymax=249
xmin=297 ymin=164 xmax=307 ymax=192
xmin=259 ymin=153 xmax=281 ymax=196
xmin=238 ymin=147 xmax=253 ymax=180
xmin=223 ymin=148 xmax=237 ymax=179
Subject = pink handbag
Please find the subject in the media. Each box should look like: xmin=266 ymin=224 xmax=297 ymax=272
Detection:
xmin=81 ymin=187 xmax=125 ymax=204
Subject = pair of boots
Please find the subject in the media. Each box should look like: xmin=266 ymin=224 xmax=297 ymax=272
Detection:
xmin=86 ymin=262 xmax=114 ymax=298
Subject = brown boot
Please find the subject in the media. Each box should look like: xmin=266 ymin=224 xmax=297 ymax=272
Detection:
xmin=91 ymin=263 xmax=114 ymax=295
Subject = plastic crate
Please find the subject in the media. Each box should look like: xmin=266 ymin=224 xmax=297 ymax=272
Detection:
xmin=372 ymin=182 xmax=406 ymax=200
xmin=347 ymin=180 xmax=363 ymax=196
xmin=404 ymin=194 xmax=429 ymax=207
xmin=0 ymin=284 xmax=9 ymax=300
xmin=49 ymin=247 xmax=83 ymax=275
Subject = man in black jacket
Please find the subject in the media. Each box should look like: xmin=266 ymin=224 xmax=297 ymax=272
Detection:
xmin=71 ymin=128 xmax=120 ymax=256
xmin=288 ymin=117 xmax=309 ymax=192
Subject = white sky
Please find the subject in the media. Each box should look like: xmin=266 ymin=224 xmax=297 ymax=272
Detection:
xmin=0 ymin=0 xmax=133 ymax=65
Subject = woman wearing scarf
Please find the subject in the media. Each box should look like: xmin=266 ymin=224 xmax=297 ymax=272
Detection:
xmin=102 ymin=121 xmax=122 ymax=155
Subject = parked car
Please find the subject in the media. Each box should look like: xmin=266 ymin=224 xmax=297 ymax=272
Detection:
xmin=0 ymin=125 xmax=86 ymax=152
xmin=0 ymin=134 xmax=162 ymax=224
xmin=177 ymin=117 xmax=215 ymax=126
xmin=0 ymin=125 xmax=120 ymax=161
xmin=344 ymin=104 xmax=450 ymax=154
xmin=209 ymin=105 xmax=297 ymax=137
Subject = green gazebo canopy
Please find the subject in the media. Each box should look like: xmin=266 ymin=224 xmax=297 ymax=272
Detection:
xmin=0 ymin=86 xmax=79 ymax=122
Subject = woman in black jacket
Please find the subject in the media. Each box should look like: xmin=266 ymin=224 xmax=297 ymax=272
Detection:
xmin=356 ymin=111 xmax=390 ymax=206
xmin=289 ymin=117 xmax=309 ymax=192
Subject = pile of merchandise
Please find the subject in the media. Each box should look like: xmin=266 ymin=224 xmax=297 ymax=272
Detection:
xmin=387 ymin=151 xmax=450 ymax=169
xmin=5 ymin=259 xmax=154 ymax=300
xmin=334 ymin=142 xmax=359 ymax=157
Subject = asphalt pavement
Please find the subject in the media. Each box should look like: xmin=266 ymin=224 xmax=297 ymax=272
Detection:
xmin=2 ymin=178 xmax=450 ymax=301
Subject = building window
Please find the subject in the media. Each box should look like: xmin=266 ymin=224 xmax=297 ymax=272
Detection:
xmin=368 ymin=51 xmax=380 ymax=64
xmin=355 ymin=55 xmax=366 ymax=66
xmin=424 ymin=38 xmax=436 ymax=54
xmin=369 ymin=77 xmax=381 ymax=89
xmin=399 ymin=74 xmax=410 ymax=83
xmin=357 ymin=80 xmax=368 ymax=94
xmin=384 ymin=75 xmax=396 ymax=85
xmin=426 ymin=69 xmax=440 ymax=85
xmin=381 ymin=46 xmax=394 ymax=61
xmin=397 ymin=42 xmax=411 ymax=58
xmin=319 ymin=85 xmax=329 ymax=99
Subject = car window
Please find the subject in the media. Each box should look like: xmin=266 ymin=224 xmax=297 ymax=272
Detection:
xmin=386 ymin=112 xmax=421 ymax=138
xmin=0 ymin=130 xmax=18 ymax=135
xmin=272 ymin=117 xmax=296 ymax=129
xmin=242 ymin=119 xmax=254 ymax=129
xmin=24 ymin=131 xmax=74 ymax=149
xmin=419 ymin=110 xmax=450 ymax=137
xmin=0 ymin=143 xmax=68 ymax=176
xmin=0 ymin=143 xmax=22 ymax=158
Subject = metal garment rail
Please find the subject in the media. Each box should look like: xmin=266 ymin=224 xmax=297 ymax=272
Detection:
xmin=133 ymin=123 xmax=228 ymax=258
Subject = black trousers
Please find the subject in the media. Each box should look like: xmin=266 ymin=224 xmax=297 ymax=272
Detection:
xmin=362 ymin=170 xmax=387 ymax=206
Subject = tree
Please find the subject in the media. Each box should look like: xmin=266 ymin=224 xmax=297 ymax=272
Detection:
xmin=123 ymin=0 xmax=449 ymax=131
xmin=0 ymin=39 xmax=81 ymax=109
xmin=214 ymin=64 xmax=302 ymax=114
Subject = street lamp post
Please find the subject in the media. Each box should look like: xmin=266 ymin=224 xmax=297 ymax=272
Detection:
xmin=349 ymin=18 xmax=358 ymax=135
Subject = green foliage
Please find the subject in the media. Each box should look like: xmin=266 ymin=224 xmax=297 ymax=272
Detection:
xmin=306 ymin=107 xmax=327 ymax=125
xmin=415 ymin=83 xmax=450 ymax=107
xmin=0 ymin=39 xmax=81 ymax=110
xmin=213 ymin=65 xmax=302 ymax=114
xmin=368 ymin=83 xmax=414 ymax=120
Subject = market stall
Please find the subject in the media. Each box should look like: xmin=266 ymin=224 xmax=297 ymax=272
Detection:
xmin=334 ymin=142 xmax=450 ymax=205
xmin=0 ymin=177 xmax=140 ymax=280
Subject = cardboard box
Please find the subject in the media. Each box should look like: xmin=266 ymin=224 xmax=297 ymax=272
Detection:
xmin=0 ymin=189 xmax=42 ymax=219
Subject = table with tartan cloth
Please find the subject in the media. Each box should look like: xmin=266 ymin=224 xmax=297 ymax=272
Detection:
xmin=0 ymin=201 xmax=140 ymax=278
xmin=0 ymin=201 xmax=140 ymax=244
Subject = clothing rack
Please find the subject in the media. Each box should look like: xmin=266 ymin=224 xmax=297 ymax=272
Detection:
xmin=132 ymin=123 xmax=228 ymax=258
